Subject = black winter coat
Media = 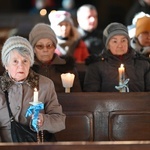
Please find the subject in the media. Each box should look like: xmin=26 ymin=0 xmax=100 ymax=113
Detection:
xmin=84 ymin=49 xmax=150 ymax=92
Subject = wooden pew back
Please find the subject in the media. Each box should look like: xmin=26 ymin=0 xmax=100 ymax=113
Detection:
xmin=56 ymin=92 xmax=150 ymax=141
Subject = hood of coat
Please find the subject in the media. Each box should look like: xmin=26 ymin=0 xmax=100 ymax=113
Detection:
xmin=131 ymin=37 xmax=150 ymax=55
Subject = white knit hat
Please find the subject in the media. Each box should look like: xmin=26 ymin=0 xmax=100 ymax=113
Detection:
xmin=1 ymin=36 xmax=34 ymax=66
xmin=48 ymin=10 xmax=74 ymax=28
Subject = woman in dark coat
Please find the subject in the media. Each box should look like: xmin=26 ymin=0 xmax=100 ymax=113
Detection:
xmin=84 ymin=22 xmax=150 ymax=92
xmin=29 ymin=23 xmax=81 ymax=92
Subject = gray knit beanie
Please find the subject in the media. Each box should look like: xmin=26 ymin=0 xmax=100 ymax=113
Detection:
xmin=103 ymin=22 xmax=130 ymax=48
xmin=29 ymin=23 xmax=57 ymax=47
xmin=1 ymin=36 xmax=34 ymax=66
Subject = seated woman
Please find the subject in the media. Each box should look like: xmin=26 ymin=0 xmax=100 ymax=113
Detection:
xmin=29 ymin=23 xmax=82 ymax=92
xmin=84 ymin=22 xmax=150 ymax=92
xmin=0 ymin=36 xmax=66 ymax=142
xmin=48 ymin=10 xmax=89 ymax=63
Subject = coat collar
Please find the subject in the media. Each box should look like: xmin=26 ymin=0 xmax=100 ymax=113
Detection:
xmin=34 ymin=53 xmax=66 ymax=66
xmin=0 ymin=69 xmax=39 ymax=92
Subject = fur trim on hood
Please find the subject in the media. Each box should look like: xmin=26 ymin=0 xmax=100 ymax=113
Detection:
xmin=130 ymin=37 xmax=150 ymax=57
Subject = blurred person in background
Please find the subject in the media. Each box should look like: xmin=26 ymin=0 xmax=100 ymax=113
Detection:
xmin=130 ymin=15 xmax=150 ymax=58
xmin=48 ymin=10 xmax=89 ymax=64
xmin=77 ymin=4 xmax=104 ymax=55
xmin=127 ymin=11 xmax=149 ymax=38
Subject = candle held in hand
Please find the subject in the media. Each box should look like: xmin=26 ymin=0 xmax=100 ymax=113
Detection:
xmin=33 ymin=88 xmax=38 ymax=103
xmin=118 ymin=64 xmax=125 ymax=84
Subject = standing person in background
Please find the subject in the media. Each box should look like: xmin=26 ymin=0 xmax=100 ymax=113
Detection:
xmin=48 ymin=10 xmax=89 ymax=63
xmin=84 ymin=22 xmax=150 ymax=92
xmin=77 ymin=4 xmax=104 ymax=55
xmin=125 ymin=0 xmax=150 ymax=26
xmin=29 ymin=23 xmax=82 ymax=92
xmin=130 ymin=16 xmax=150 ymax=58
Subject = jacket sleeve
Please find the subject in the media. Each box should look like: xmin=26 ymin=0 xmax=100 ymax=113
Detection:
xmin=39 ymin=76 xmax=66 ymax=133
xmin=83 ymin=62 xmax=101 ymax=92
xmin=144 ymin=62 xmax=150 ymax=91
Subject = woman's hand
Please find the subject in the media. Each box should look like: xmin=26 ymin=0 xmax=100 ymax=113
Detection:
xmin=37 ymin=113 xmax=44 ymax=127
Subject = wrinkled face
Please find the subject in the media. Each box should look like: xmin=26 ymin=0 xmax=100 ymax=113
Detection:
xmin=77 ymin=8 xmax=98 ymax=32
xmin=108 ymin=35 xmax=128 ymax=55
xmin=137 ymin=31 xmax=150 ymax=47
xmin=55 ymin=21 xmax=72 ymax=38
xmin=5 ymin=50 xmax=30 ymax=82
xmin=34 ymin=38 xmax=55 ymax=64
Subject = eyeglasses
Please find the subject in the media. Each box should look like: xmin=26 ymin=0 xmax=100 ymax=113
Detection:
xmin=35 ymin=43 xmax=54 ymax=50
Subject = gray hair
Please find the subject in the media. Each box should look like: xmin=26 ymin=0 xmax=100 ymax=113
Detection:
xmin=1 ymin=36 xmax=34 ymax=67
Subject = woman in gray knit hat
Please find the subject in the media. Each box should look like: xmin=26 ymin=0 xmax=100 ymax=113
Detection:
xmin=84 ymin=22 xmax=150 ymax=92
xmin=29 ymin=23 xmax=81 ymax=92
xmin=0 ymin=36 xmax=66 ymax=142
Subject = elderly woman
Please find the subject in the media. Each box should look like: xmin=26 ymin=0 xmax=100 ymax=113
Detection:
xmin=84 ymin=22 xmax=150 ymax=92
xmin=0 ymin=36 xmax=66 ymax=142
xmin=29 ymin=23 xmax=82 ymax=92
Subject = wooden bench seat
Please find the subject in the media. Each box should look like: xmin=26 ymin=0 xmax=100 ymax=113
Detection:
xmin=1 ymin=141 xmax=150 ymax=150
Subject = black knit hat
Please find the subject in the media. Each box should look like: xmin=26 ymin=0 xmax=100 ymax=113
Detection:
xmin=103 ymin=22 xmax=130 ymax=47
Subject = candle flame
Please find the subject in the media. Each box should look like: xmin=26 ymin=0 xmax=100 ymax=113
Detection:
xmin=120 ymin=64 xmax=124 ymax=68
xmin=34 ymin=88 xmax=37 ymax=92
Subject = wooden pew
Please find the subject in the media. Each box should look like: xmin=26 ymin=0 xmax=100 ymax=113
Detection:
xmin=56 ymin=92 xmax=150 ymax=141
xmin=1 ymin=141 xmax=150 ymax=150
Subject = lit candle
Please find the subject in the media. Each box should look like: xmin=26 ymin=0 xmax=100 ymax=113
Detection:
xmin=118 ymin=64 xmax=125 ymax=84
xmin=61 ymin=73 xmax=75 ymax=93
xmin=33 ymin=88 xmax=38 ymax=103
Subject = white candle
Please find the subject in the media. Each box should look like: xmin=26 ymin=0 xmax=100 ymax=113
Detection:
xmin=118 ymin=64 xmax=125 ymax=84
xmin=33 ymin=88 xmax=38 ymax=103
xmin=61 ymin=73 xmax=75 ymax=93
